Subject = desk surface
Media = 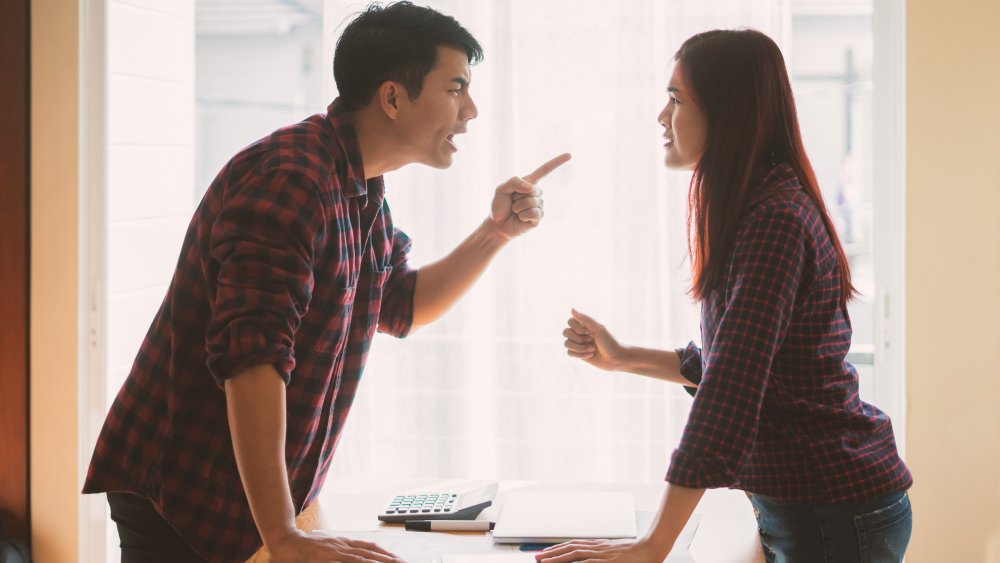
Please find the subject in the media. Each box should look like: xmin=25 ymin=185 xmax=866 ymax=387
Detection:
xmin=276 ymin=478 xmax=765 ymax=563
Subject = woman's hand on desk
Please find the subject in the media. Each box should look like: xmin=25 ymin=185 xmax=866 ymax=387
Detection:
xmin=268 ymin=531 xmax=403 ymax=563
xmin=535 ymin=538 xmax=670 ymax=563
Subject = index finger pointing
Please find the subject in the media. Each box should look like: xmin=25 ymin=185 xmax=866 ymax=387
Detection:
xmin=522 ymin=152 xmax=572 ymax=184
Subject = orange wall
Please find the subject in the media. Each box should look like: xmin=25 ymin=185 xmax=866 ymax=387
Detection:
xmin=906 ymin=1 xmax=1000 ymax=562
xmin=30 ymin=0 xmax=81 ymax=559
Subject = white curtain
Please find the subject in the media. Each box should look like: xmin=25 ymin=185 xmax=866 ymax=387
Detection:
xmin=328 ymin=0 xmax=789 ymax=484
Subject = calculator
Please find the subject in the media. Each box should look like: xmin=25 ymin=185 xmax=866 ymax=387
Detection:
xmin=377 ymin=482 xmax=498 ymax=523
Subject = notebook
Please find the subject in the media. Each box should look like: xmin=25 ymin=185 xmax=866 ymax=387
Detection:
xmin=491 ymin=491 xmax=637 ymax=544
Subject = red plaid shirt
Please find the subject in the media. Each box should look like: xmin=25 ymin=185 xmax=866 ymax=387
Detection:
xmin=83 ymin=99 xmax=417 ymax=562
xmin=667 ymin=163 xmax=912 ymax=503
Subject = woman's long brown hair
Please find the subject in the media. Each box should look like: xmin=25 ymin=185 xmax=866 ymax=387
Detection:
xmin=677 ymin=29 xmax=856 ymax=307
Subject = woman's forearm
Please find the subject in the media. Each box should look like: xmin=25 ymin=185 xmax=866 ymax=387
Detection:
xmin=641 ymin=483 xmax=706 ymax=559
xmin=618 ymin=347 xmax=695 ymax=387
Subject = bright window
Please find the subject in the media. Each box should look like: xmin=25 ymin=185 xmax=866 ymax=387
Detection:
xmin=190 ymin=0 xmax=886 ymax=482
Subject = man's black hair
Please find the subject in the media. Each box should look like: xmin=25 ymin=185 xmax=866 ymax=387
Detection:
xmin=334 ymin=2 xmax=484 ymax=111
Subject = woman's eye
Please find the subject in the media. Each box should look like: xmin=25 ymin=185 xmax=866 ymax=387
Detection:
xmin=671 ymin=96 xmax=681 ymax=105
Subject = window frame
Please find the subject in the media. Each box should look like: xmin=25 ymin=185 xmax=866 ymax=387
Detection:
xmin=871 ymin=0 xmax=907 ymax=454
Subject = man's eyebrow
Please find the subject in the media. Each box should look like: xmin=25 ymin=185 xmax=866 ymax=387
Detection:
xmin=667 ymin=86 xmax=681 ymax=93
xmin=451 ymin=77 xmax=470 ymax=86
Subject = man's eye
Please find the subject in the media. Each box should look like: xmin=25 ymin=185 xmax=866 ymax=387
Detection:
xmin=671 ymin=96 xmax=681 ymax=105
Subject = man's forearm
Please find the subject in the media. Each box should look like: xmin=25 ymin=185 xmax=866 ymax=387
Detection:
xmin=224 ymin=364 xmax=298 ymax=550
xmin=412 ymin=218 xmax=509 ymax=326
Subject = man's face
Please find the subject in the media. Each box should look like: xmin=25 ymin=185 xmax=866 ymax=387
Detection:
xmin=394 ymin=46 xmax=478 ymax=169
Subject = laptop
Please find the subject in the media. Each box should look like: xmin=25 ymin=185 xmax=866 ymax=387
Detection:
xmin=491 ymin=491 xmax=637 ymax=544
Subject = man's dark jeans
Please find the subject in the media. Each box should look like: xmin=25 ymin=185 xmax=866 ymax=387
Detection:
xmin=107 ymin=492 xmax=208 ymax=563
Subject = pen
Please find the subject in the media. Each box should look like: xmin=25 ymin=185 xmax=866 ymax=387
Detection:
xmin=404 ymin=520 xmax=495 ymax=532
xmin=519 ymin=544 xmax=557 ymax=551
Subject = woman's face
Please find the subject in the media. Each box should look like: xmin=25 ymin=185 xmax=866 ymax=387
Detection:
xmin=658 ymin=63 xmax=708 ymax=171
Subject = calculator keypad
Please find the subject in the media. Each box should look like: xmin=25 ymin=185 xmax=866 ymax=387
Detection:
xmin=384 ymin=492 xmax=459 ymax=515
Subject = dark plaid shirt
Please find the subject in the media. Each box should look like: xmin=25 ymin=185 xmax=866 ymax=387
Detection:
xmin=83 ymin=99 xmax=417 ymax=562
xmin=667 ymin=163 xmax=912 ymax=503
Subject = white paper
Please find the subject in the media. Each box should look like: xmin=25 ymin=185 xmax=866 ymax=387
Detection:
xmin=443 ymin=555 xmax=537 ymax=563
xmin=333 ymin=529 xmax=514 ymax=563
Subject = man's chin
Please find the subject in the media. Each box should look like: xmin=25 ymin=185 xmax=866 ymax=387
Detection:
xmin=418 ymin=155 xmax=454 ymax=170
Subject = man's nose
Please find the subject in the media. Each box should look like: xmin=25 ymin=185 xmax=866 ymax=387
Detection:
xmin=463 ymin=96 xmax=479 ymax=121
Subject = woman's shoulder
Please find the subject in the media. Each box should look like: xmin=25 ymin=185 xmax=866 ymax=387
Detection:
xmin=747 ymin=162 xmax=802 ymax=203
xmin=743 ymin=164 xmax=817 ymax=225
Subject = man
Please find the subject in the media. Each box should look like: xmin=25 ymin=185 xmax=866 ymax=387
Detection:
xmin=83 ymin=3 xmax=570 ymax=562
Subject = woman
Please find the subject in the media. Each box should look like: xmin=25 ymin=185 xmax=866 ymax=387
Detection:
xmin=542 ymin=30 xmax=912 ymax=563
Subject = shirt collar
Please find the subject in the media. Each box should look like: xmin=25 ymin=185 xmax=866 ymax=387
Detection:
xmin=747 ymin=162 xmax=800 ymax=207
xmin=326 ymin=97 xmax=373 ymax=199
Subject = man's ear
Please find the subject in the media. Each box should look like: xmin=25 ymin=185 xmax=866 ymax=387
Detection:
xmin=377 ymin=81 xmax=405 ymax=119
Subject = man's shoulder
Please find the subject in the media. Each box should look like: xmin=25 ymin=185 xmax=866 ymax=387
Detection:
xmin=228 ymin=113 xmax=348 ymax=188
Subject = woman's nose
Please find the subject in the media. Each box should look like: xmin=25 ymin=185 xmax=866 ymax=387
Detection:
xmin=657 ymin=105 xmax=670 ymax=126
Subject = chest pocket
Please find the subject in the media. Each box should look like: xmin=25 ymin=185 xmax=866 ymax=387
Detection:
xmin=351 ymin=244 xmax=393 ymax=341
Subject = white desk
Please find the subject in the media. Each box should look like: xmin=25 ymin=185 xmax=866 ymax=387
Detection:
xmin=252 ymin=478 xmax=764 ymax=563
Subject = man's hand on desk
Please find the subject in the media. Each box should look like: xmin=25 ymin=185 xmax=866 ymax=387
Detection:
xmin=534 ymin=538 xmax=670 ymax=563
xmin=268 ymin=530 xmax=404 ymax=563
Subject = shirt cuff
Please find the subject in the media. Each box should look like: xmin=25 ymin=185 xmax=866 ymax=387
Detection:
xmin=676 ymin=341 xmax=702 ymax=398
xmin=377 ymin=268 xmax=418 ymax=338
xmin=665 ymin=447 xmax=738 ymax=490
xmin=206 ymin=320 xmax=296 ymax=386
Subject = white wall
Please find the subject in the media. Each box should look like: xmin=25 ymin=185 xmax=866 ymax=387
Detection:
xmin=105 ymin=0 xmax=196 ymax=403
xmin=102 ymin=1 xmax=196 ymax=559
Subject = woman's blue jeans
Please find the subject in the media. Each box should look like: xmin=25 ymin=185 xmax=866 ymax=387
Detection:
xmin=747 ymin=489 xmax=912 ymax=563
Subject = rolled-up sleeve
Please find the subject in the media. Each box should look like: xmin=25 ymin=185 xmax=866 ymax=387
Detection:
xmin=666 ymin=206 xmax=805 ymax=489
xmin=205 ymin=169 xmax=326 ymax=386
xmin=676 ymin=341 xmax=703 ymax=398
xmin=377 ymin=227 xmax=418 ymax=338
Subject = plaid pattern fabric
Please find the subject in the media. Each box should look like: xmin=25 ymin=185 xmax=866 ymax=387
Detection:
xmin=83 ymin=99 xmax=417 ymax=562
xmin=667 ymin=163 xmax=912 ymax=503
